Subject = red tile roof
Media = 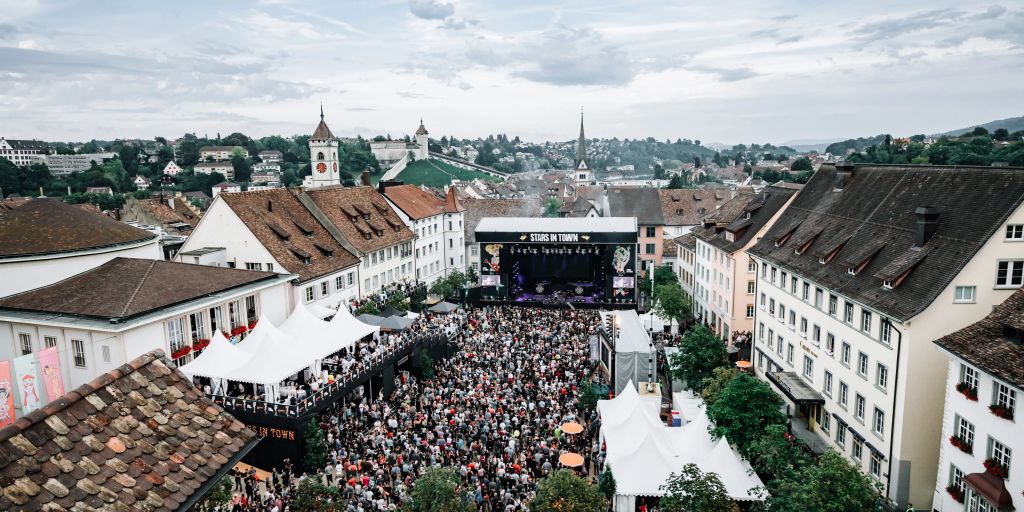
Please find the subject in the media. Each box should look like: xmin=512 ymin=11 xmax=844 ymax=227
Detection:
xmin=383 ymin=184 xmax=443 ymax=220
xmin=303 ymin=186 xmax=415 ymax=254
xmin=443 ymin=186 xmax=465 ymax=213
xmin=0 ymin=198 xmax=156 ymax=259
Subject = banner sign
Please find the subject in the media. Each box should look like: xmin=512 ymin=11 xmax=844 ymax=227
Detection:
xmin=475 ymin=231 xmax=637 ymax=244
xmin=13 ymin=354 xmax=41 ymax=414
xmin=38 ymin=347 xmax=65 ymax=403
xmin=0 ymin=361 xmax=15 ymax=427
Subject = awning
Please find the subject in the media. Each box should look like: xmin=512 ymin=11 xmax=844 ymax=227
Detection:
xmin=767 ymin=371 xmax=825 ymax=405
xmin=831 ymin=412 xmax=848 ymax=426
xmin=848 ymin=427 xmax=865 ymax=442
xmin=965 ymin=471 xmax=1014 ymax=510
xmin=865 ymin=441 xmax=884 ymax=457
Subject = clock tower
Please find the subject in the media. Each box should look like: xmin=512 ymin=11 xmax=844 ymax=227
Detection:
xmin=308 ymin=105 xmax=341 ymax=188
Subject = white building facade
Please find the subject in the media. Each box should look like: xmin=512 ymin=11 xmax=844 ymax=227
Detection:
xmin=0 ymin=138 xmax=45 ymax=167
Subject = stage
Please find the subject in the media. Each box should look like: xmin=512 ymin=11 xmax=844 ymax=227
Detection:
xmin=474 ymin=217 xmax=639 ymax=308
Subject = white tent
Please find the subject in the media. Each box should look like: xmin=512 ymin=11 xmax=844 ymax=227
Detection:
xmin=279 ymin=303 xmax=359 ymax=370
xmin=236 ymin=314 xmax=292 ymax=354
xmin=597 ymin=380 xmax=661 ymax=425
xmin=177 ymin=331 xmax=251 ymax=393
xmin=223 ymin=319 xmax=313 ymax=400
xmin=330 ymin=304 xmax=380 ymax=340
xmin=307 ymin=302 xmax=336 ymax=319
xmin=607 ymin=434 xmax=679 ymax=511
xmin=601 ymin=310 xmax=654 ymax=396
xmin=702 ymin=438 xmax=764 ymax=501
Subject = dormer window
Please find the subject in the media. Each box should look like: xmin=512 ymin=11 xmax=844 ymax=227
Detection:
xmin=745 ymin=212 xmax=752 ymax=220
xmin=818 ymin=257 xmax=827 ymax=264
xmin=847 ymin=266 xmax=857 ymax=276
xmin=882 ymin=280 xmax=893 ymax=290
xmin=725 ymin=231 xmax=735 ymax=242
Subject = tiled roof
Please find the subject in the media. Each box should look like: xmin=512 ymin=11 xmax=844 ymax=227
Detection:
xmin=443 ymin=186 xmax=465 ymax=213
xmin=383 ymin=184 xmax=443 ymax=220
xmin=311 ymin=119 xmax=335 ymax=141
xmin=138 ymin=196 xmax=200 ymax=228
xmin=748 ymin=164 xmax=1024 ymax=321
xmin=663 ymin=238 xmax=679 ymax=257
xmin=2 ymin=139 xmax=46 ymax=150
xmin=692 ymin=187 xmax=793 ymax=254
xmin=0 ymin=198 xmax=156 ymax=259
xmin=606 ymin=187 xmax=664 ymax=225
xmin=659 ymin=189 xmax=731 ymax=226
xmin=0 ymin=258 xmax=279 ymax=320
xmin=674 ymin=233 xmax=696 ymax=251
xmin=199 ymin=145 xmax=242 ymax=152
xmin=462 ymin=198 xmax=543 ymax=244
xmin=934 ymin=289 xmax=1024 ymax=389
xmin=0 ymin=350 xmax=258 ymax=511
xmin=218 ymin=188 xmax=359 ymax=283
xmin=303 ymin=186 xmax=415 ymax=254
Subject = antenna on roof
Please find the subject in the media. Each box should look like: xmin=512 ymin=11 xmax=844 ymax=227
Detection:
xmin=320 ymin=102 xmax=324 ymax=121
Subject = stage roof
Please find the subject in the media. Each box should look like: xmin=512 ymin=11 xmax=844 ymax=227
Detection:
xmin=476 ymin=216 xmax=637 ymax=234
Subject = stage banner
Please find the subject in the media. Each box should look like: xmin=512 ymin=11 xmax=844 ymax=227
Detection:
xmin=38 ymin=347 xmax=65 ymax=403
xmin=0 ymin=361 xmax=15 ymax=427
xmin=13 ymin=354 xmax=42 ymax=414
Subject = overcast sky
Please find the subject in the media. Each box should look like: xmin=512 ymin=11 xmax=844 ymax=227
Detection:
xmin=2 ymin=0 xmax=1022 ymax=145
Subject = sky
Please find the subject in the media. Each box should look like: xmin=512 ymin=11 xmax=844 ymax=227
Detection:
xmin=1 ymin=0 xmax=1022 ymax=145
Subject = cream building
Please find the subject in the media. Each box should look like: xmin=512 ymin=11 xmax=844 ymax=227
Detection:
xmin=749 ymin=163 xmax=1024 ymax=509
xmin=0 ymin=138 xmax=45 ymax=167
xmin=44 ymin=152 xmax=116 ymax=176
xmin=369 ymin=119 xmax=429 ymax=168
xmin=692 ymin=185 xmax=797 ymax=341
xmin=199 ymin=145 xmax=247 ymax=161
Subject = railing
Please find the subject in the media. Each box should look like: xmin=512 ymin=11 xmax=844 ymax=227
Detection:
xmin=209 ymin=330 xmax=452 ymax=418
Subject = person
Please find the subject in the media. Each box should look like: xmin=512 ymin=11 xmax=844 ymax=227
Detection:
xmin=906 ymin=504 xmax=915 ymax=512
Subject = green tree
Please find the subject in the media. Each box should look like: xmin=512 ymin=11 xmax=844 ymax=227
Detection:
xmin=387 ymin=290 xmax=409 ymax=312
xmin=354 ymin=301 xmax=380 ymax=316
xmin=0 ymin=157 xmax=18 ymax=197
xmin=543 ymin=197 xmax=561 ymax=217
xmin=303 ymin=421 xmax=328 ymax=472
xmin=745 ymin=424 xmax=811 ymax=482
xmin=700 ymin=366 xmax=738 ymax=406
xmin=668 ymin=325 xmax=728 ymax=390
xmin=766 ymin=452 xmax=882 ymax=512
xmin=419 ymin=352 xmax=436 ymax=380
xmin=653 ymin=265 xmax=678 ymax=288
xmin=194 ymin=478 xmax=233 ymax=511
xmin=466 ymin=265 xmax=479 ymax=285
xmin=706 ymin=373 xmax=786 ymax=455
xmin=577 ymin=379 xmax=599 ymax=413
xmin=790 ymin=156 xmax=813 ymax=172
xmin=598 ymin=466 xmax=617 ymax=500
xmin=653 ymin=163 xmax=666 ymax=179
xmin=231 ymin=153 xmax=252 ymax=183
xmin=659 ymin=463 xmax=734 ymax=512
xmin=666 ymin=175 xmax=684 ymax=189
xmin=530 ymin=470 xmax=606 ymax=512
xmin=294 ymin=477 xmax=341 ymax=512
xmin=654 ymin=283 xmax=691 ymax=328
xmin=404 ymin=467 xmax=474 ymax=512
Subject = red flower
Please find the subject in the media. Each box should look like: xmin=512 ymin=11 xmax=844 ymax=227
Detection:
xmin=984 ymin=458 xmax=1009 ymax=479
xmin=193 ymin=339 xmax=211 ymax=351
xmin=989 ymin=404 xmax=1015 ymax=420
xmin=955 ymin=382 xmax=978 ymax=401
xmin=171 ymin=345 xmax=192 ymax=359
xmin=945 ymin=485 xmax=965 ymax=503
xmin=231 ymin=325 xmax=248 ymax=336
xmin=949 ymin=435 xmax=973 ymax=454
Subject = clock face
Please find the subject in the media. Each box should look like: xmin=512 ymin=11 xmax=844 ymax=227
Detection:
xmin=316 ymin=162 xmax=327 ymax=173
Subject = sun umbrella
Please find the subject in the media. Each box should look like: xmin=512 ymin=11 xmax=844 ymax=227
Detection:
xmin=560 ymin=422 xmax=584 ymax=435
xmin=428 ymin=301 xmax=459 ymax=314
xmin=378 ymin=315 xmax=414 ymax=331
xmin=379 ymin=306 xmax=403 ymax=318
xmin=356 ymin=313 xmax=385 ymax=326
xmin=558 ymin=452 xmax=584 ymax=467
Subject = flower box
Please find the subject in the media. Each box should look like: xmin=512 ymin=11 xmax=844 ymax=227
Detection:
xmin=955 ymin=382 xmax=978 ymax=401
xmin=989 ymin=404 xmax=1014 ymax=420
xmin=984 ymin=458 xmax=1009 ymax=479
xmin=945 ymin=485 xmax=965 ymax=503
xmin=192 ymin=339 xmax=211 ymax=351
xmin=248 ymin=319 xmax=259 ymax=330
xmin=230 ymin=325 xmax=248 ymax=336
xmin=949 ymin=435 xmax=973 ymax=454
xmin=171 ymin=345 xmax=192 ymax=359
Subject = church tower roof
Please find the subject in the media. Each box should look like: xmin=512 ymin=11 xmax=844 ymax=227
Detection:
xmin=443 ymin=185 xmax=465 ymax=213
xmin=311 ymin=105 xmax=336 ymax=141
xmin=575 ymin=110 xmax=590 ymax=170
xmin=415 ymin=118 xmax=429 ymax=136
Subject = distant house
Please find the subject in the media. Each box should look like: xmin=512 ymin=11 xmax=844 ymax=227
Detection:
xmin=194 ymin=161 xmax=234 ymax=179
xmin=85 ymin=186 xmax=114 ymax=195
xmin=199 ymin=145 xmax=247 ymax=161
xmin=0 ymin=137 xmax=46 ymax=166
xmin=258 ymin=150 xmax=283 ymax=163
xmin=253 ymin=161 xmax=281 ymax=173
xmin=133 ymin=175 xmax=151 ymax=188
xmin=162 ymin=160 xmax=182 ymax=176
xmin=211 ymin=181 xmax=242 ymax=197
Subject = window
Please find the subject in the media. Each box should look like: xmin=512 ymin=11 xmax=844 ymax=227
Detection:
xmin=758 ymin=322 xmax=765 ymax=341
xmin=18 ymin=333 xmax=31 ymax=355
xmin=876 ymin=364 xmax=888 ymax=391
xmin=788 ymin=310 xmax=795 ymax=328
xmin=44 ymin=336 xmax=56 ymax=349
xmin=769 ymin=298 xmax=775 ymax=315
xmin=954 ymin=286 xmax=976 ymax=303
xmin=72 ymin=339 xmax=86 ymax=368
xmin=778 ymin=303 xmax=785 ymax=320
xmin=762 ymin=262 xmax=768 ymax=278
xmin=836 ymin=422 xmax=847 ymax=446
xmin=988 ymin=438 xmax=1011 ymax=477
xmin=746 ymin=305 xmax=755 ymax=318
xmin=336 ymin=276 xmax=345 ymax=290
xmin=829 ymin=295 xmax=838 ymax=316
xmin=869 ymin=453 xmax=881 ymax=477
xmin=841 ymin=342 xmax=851 ymax=365
xmin=852 ymin=438 xmax=863 ymax=461
xmin=802 ymin=356 xmax=814 ymax=379
xmin=861 ymin=311 xmax=872 ymax=333
xmin=996 ymin=260 xmax=1024 ymax=287
xmin=188 ymin=312 xmax=204 ymax=342
xmin=993 ymin=381 xmax=1016 ymax=419
xmin=802 ymin=282 xmax=810 ymax=301
xmin=812 ymin=325 xmax=821 ymax=346
xmin=767 ymin=329 xmax=774 ymax=350
xmin=347 ymin=273 xmax=354 ymax=287
xmin=815 ymin=288 xmax=823 ymax=309
xmin=799 ymin=317 xmax=807 ymax=337
xmin=786 ymin=343 xmax=794 ymax=365
xmin=854 ymin=394 xmax=866 ymax=421
xmin=873 ymin=408 xmax=885 ymax=436
xmin=770 ymin=267 xmax=776 ymax=283
xmin=645 ymin=226 xmax=656 ymax=237
xmin=956 ymin=415 xmax=974 ymax=449
xmin=1007 ymin=224 xmax=1024 ymax=240
xmin=790 ymin=276 xmax=798 ymax=295
xmin=824 ymin=371 xmax=833 ymax=396
xmin=645 ymin=243 xmax=656 ymax=254
xmin=857 ymin=352 xmax=869 ymax=377
xmin=747 ymin=281 xmax=756 ymax=294
xmin=320 ymin=281 xmax=329 ymax=296
xmin=844 ymin=302 xmax=854 ymax=323
xmin=759 ymin=292 xmax=766 ymax=308
xmin=245 ymin=262 xmax=263 ymax=271
xmin=826 ymin=333 xmax=835 ymax=355
xmin=821 ymin=410 xmax=831 ymax=432
xmin=267 ymin=263 xmax=273 ymax=272
xmin=777 ymin=336 xmax=784 ymax=356
xmin=748 ymin=260 xmax=757 ymax=272
xmin=881 ymin=320 xmax=892 ymax=345
xmin=949 ymin=465 xmax=965 ymax=498
xmin=304 ymin=286 xmax=314 ymax=303
xmin=101 ymin=346 xmax=111 ymax=363
xmin=839 ymin=381 xmax=849 ymax=407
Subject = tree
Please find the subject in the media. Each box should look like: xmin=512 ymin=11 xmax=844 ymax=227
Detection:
xmin=790 ymin=156 xmax=812 ymax=172
xmin=666 ymin=175 xmax=684 ymax=189
xmin=386 ymin=290 xmax=409 ymax=312
xmin=303 ymin=421 xmax=328 ymax=472
xmin=654 ymin=283 xmax=691 ymax=327
xmin=668 ymin=325 xmax=728 ymax=390
xmin=745 ymin=424 xmax=811 ymax=482
xmin=598 ymin=466 xmax=617 ymax=500
xmin=294 ymin=477 xmax=341 ymax=512
xmin=700 ymin=366 xmax=738 ymax=406
xmin=653 ymin=265 xmax=678 ymax=288
xmin=466 ymin=265 xmax=479 ymax=285
xmin=194 ymin=478 xmax=233 ymax=511
xmin=231 ymin=153 xmax=252 ymax=183
xmin=765 ymin=452 xmax=882 ymax=512
xmin=429 ymin=278 xmax=455 ymax=299
xmin=354 ymin=301 xmax=380 ymax=315
xmin=970 ymin=126 xmax=989 ymax=136
xmin=659 ymin=464 xmax=734 ymax=512
xmin=577 ymin=379 xmax=599 ymax=413
xmin=0 ymin=157 xmax=18 ymax=198
xmin=530 ymin=470 xmax=606 ymax=512
xmin=419 ymin=352 xmax=436 ymax=380
xmin=706 ymin=373 xmax=786 ymax=455
xmin=993 ymin=128 xmax=1010 ymax=141
xmin=543 ymin=197 xmax=561 ymax=217
xmin=653 ymin=163 xmax=666 ymax=179
xmin=404 ymin=467 xmax=474 ymax=512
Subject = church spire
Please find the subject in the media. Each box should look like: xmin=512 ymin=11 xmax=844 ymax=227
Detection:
xmin=576 ymin=107 xmax=589 ymax=170
xmin=320 ymin=103 xmax=324 ymax=121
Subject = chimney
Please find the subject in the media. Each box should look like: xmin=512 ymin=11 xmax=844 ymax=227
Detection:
xmin=914 ymin=206 xmax=939 ymax=247
xmin=834 ymin=163 xmax=854 ymax=190
xmin=361 ymin=171 xmax=371 ymax=187
xmin=268 ymin=199 xmax=274 ymax=212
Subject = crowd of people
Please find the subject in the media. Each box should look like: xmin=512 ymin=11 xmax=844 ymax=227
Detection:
xmin=216 ymin=305 xmax=604 ymax=511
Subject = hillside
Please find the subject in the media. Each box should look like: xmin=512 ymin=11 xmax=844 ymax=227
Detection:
xmin=825 ymin=135 xmax=887 ymax=156
xmin=396 ymin=158 xmax=498 ymax=188
xmin=939 ymin=115 xmax=1024 ymax=137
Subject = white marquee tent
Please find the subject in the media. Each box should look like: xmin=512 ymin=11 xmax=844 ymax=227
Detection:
xmin=177 ymin=331 xmax=251 ymax=393
xmin=600 ymin=310 xmax=655 ymax=396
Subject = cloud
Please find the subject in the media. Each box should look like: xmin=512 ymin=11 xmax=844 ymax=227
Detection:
xmin=688 ymin=65 xmax=759 ymax=82
xmin=851 ymin=9 xmax=963 ymax=41
xmin=972 ymin=5 xmax=1006 ymax=20
xmin=345 ymin=107 xmax=376 ymax=112
xmin=409 ymin=0 xmax=455 ymax=20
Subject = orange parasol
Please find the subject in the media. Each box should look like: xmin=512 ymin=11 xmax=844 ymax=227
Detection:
xmin=558 ymin=452 xmax=585 ymax=467
xmin=560 ymin=422 xmax=584 ymax=435
xmin=735 ymin=360 xmax=752 ymax=369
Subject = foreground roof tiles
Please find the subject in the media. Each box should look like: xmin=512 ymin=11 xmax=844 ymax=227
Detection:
xmin=0 ymin=350 xmax=257 ymax=511
xmin=659 ymin=188 xmax=731 ymax=226
xmin=934 ymin=288 xmax=1024 ymax=388
xmin=0 ymin=198 xmax=155 ymax=259
xmin=462 ymin=198 xmax=543 ymax=244
xmin=0 ymin=257 xmax=278 ymax=320
xmin=303 ymin=186 xmax=415 ymax=254
xmin=749 ymin=164 xmax=1024 ymax=321
xmin=693 ymin=187 xmax=792 ymax=254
